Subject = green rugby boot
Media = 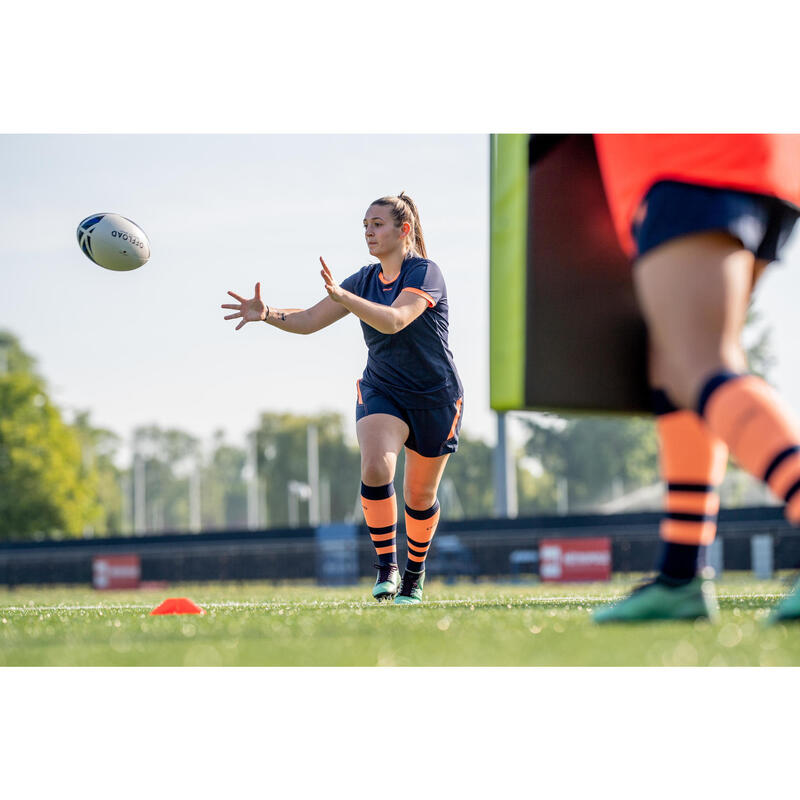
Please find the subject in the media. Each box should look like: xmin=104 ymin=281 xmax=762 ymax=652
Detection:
xmin=593 ymin=575 xmax=719 ymax=623
xmin=372 ymin=563 xmax=400 ymax=601
xmin=766 ymin=577 xmax=800 ymax=624
xmin=394 ymin=570 xmax=425 ymax=605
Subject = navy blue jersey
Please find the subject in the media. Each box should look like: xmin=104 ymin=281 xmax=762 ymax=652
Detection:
xmin=340 ymin=254 xmax=463 ymax=409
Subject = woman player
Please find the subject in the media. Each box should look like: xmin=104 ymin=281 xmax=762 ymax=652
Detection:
xmin=221 ymin=193 xmax=463 ymax=604
xmin=590 ymin=134 xmax=800 ymax=623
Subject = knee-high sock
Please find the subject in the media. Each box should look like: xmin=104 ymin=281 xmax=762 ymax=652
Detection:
xmin=361 ymin=482 xmax=397 ymax=566
xmin=653 ymin=389 xmax=729 ymax=579
xmin=404 ymin=500 xmax=440 ymax=573
xmin=699 ymin=372 xmax=800 ymax=524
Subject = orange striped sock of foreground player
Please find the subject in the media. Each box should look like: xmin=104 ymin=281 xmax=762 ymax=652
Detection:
xmin=653 ymin=389 xmax=729 ymax=581
xmin=361 ymin=482 xmax=398 ymax=566
xmin=699 ymin=371 xmax=800 ymax=524
xmin=404 ymin=500 xmax=440 ymax=574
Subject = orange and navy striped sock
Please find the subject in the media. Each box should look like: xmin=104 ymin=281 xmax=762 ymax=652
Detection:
xmin=698 ymin=371 xmax=800 ymax=525
xmin=361 ymin=482 xmax=397 ymax=566
xmin=653 ymin=389 xmax=729 ymax=581
xmin=404 ymin=500 xmax=440 ymax=574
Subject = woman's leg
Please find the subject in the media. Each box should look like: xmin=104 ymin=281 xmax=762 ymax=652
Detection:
xmin=357 ymin=413 xmax=409 ymax=597
xmin=645 ymin=255 xmax=773 ymax=585
xmin=597 ymin=234 xmax=800 ymax=621
xmin=401 ymin=449 xmax=450 ymax=576
xmin=634 ymin=231 xmax=753 ymax=408
xmin=638 ymin=233 xmax=800 ymax=523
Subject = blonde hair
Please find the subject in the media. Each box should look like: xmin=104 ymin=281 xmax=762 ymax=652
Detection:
xmin=369 ymin=192 xmax=427 ymax=258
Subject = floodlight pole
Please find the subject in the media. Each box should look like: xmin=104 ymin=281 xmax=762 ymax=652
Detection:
xmin=494 ymin=411 xmax=518 ymax=518
xmin=246 ymin=430 xmax=260 ymax=530
xmin=307 ymin=424 xmax=320 ymax=527
xmin=189 ymin=457 xmax=201 ymax=533
xmin=133 ymin=451 xmax=146 ymax=534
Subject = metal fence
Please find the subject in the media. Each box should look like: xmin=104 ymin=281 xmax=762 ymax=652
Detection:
xmin=1 ymin=506 xmax=799 ymax=586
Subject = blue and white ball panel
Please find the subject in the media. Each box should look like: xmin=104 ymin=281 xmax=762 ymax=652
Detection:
xmin=76 ymin=213 xmax=150 ymax=271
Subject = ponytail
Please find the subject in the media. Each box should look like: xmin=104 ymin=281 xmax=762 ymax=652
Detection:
xmin=397 ymin=192 xmax=427 ymax=258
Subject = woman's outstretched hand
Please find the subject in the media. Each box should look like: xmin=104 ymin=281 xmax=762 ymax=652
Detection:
xmin=320 ymin=257 xmax=345 ymax=303
xmin=221 ymin=282 xmax=267 ymax=331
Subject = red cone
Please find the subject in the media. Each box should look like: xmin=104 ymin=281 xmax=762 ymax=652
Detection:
xmin=150 ymin=597 xmax=205 ymax=615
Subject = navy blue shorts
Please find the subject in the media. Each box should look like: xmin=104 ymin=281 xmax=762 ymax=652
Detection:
xmin=355 ymin=380 xmax=463 ymax=458
xmin=632 ymin=180 xmax=799 ymax=262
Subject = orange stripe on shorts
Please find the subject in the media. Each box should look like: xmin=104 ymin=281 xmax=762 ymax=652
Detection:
xmin=446 ymin=398 xmax=463 ymax=441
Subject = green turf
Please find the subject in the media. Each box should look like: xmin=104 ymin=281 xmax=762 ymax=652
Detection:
xmin=1 ymin=575 xmax=798 ymax=666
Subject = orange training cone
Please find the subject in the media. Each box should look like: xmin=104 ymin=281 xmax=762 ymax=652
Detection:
xmin=150 ymin=597 xmax=206 ymax=615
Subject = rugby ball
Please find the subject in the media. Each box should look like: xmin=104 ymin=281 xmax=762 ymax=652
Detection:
xmin=76 ymin=213 xmax=150 ymax=271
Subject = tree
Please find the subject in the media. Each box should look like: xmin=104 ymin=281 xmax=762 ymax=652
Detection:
xmin=201 ymin=430 xmax=247 ymax=530
xmin=521 ymin=412 xmax=659 ymax=512
xmin=255 ymin=411 xmax=361 ymax=526
xmin=130 ymin=425 xmax=200 ymax=532
xmin=0 ymin=331 xmax=102 ymax=539
xmin=71 ymin=411 xmax=125 ymax=535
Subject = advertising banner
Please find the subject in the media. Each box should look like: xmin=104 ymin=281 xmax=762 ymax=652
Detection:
xmin=539 ymin=537 xmax=612 ymax=582
xmin=92 ymin=555 xmax=141 ymax=590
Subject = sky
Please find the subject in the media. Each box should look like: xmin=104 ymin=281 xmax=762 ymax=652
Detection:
xmin=0 ymin=134 xmax=492 ymax=458
xmin=3 ymin=133 xmax=800 ymax=464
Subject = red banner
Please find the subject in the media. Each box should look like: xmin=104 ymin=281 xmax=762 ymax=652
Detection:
xmin=92 ymin=555 xmax=141 ymax=590
xmin=539 ymin=537 xmax=612 ymax=582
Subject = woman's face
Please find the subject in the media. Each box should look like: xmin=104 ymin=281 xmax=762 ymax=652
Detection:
xmin=363 ymin=204 xmax=409 ymax=258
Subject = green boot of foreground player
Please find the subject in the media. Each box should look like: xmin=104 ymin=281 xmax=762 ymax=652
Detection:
xmin=767 ymin=577 xmax=800 ymax=623
xmin=394 ymin=570 xmax=425 ymax=605
xmin=593 ymin=575 xmax=719 ymax=623
xmin=372 ymin=564 xmax=400 ymax=601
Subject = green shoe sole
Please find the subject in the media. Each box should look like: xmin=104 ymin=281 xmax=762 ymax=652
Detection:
xmin=393 ymin=594 xmax=422 ymax=605
xmin=593 ymin=576 xmax=719 ymax=623
xmin=766 ymin=577 xmax=800 ymax=624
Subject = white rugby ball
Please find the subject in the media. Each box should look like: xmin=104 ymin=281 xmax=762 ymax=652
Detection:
xmin=76 ymin=213 xmax=150 ymax=271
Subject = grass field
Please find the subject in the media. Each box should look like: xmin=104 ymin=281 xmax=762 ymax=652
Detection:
xmin=1 ymin=574 xmax=799 ymax=666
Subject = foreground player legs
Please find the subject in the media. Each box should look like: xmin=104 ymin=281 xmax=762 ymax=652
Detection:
xmin=357 ymin=413 xmax=409 ymax=600
xmin=595 ymin=232 xmax=798 ymax=621
xmin=394 ymin=449 xmax=450 ymax=604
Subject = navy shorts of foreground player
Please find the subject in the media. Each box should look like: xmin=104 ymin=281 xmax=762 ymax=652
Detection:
xmin=356 ymin=380 xmax=463 ymax=458
xmin=632 ymin=180 xmax=800 ymax=262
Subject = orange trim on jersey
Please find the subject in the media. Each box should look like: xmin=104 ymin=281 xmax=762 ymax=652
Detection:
xmin=402 ymin=287 xmax=435 ymax=307
xmin=378 ymin=271 xmax=398 ymax=285
xmin=446 ymin=397 xmax=463 ymax=441
xmin=356 ymin=379 xmax=363 ymax=405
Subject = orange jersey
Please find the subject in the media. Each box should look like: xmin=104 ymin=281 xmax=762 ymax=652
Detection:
xmin=594 ymin=134 xmax=800 ymax=255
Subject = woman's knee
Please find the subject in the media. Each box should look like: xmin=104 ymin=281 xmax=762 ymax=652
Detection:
xmin=360 ymin=452 xmax=396 ymax=486
xmin=653 ymin=344 xmax=747 ymax=410
xmin=404 ymin=484 xmax=437 ymax=510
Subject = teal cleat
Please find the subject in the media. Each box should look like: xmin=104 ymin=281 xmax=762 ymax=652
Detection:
xmin=593 ymin=575 xmax=719 ymax=623
xmin=372 ymin=563 xmax=400 ymax=601
xmin=766 ymin=576 xmax=800 ymax=624
xmin=394 ymin=570 xmax=425 ymax=605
